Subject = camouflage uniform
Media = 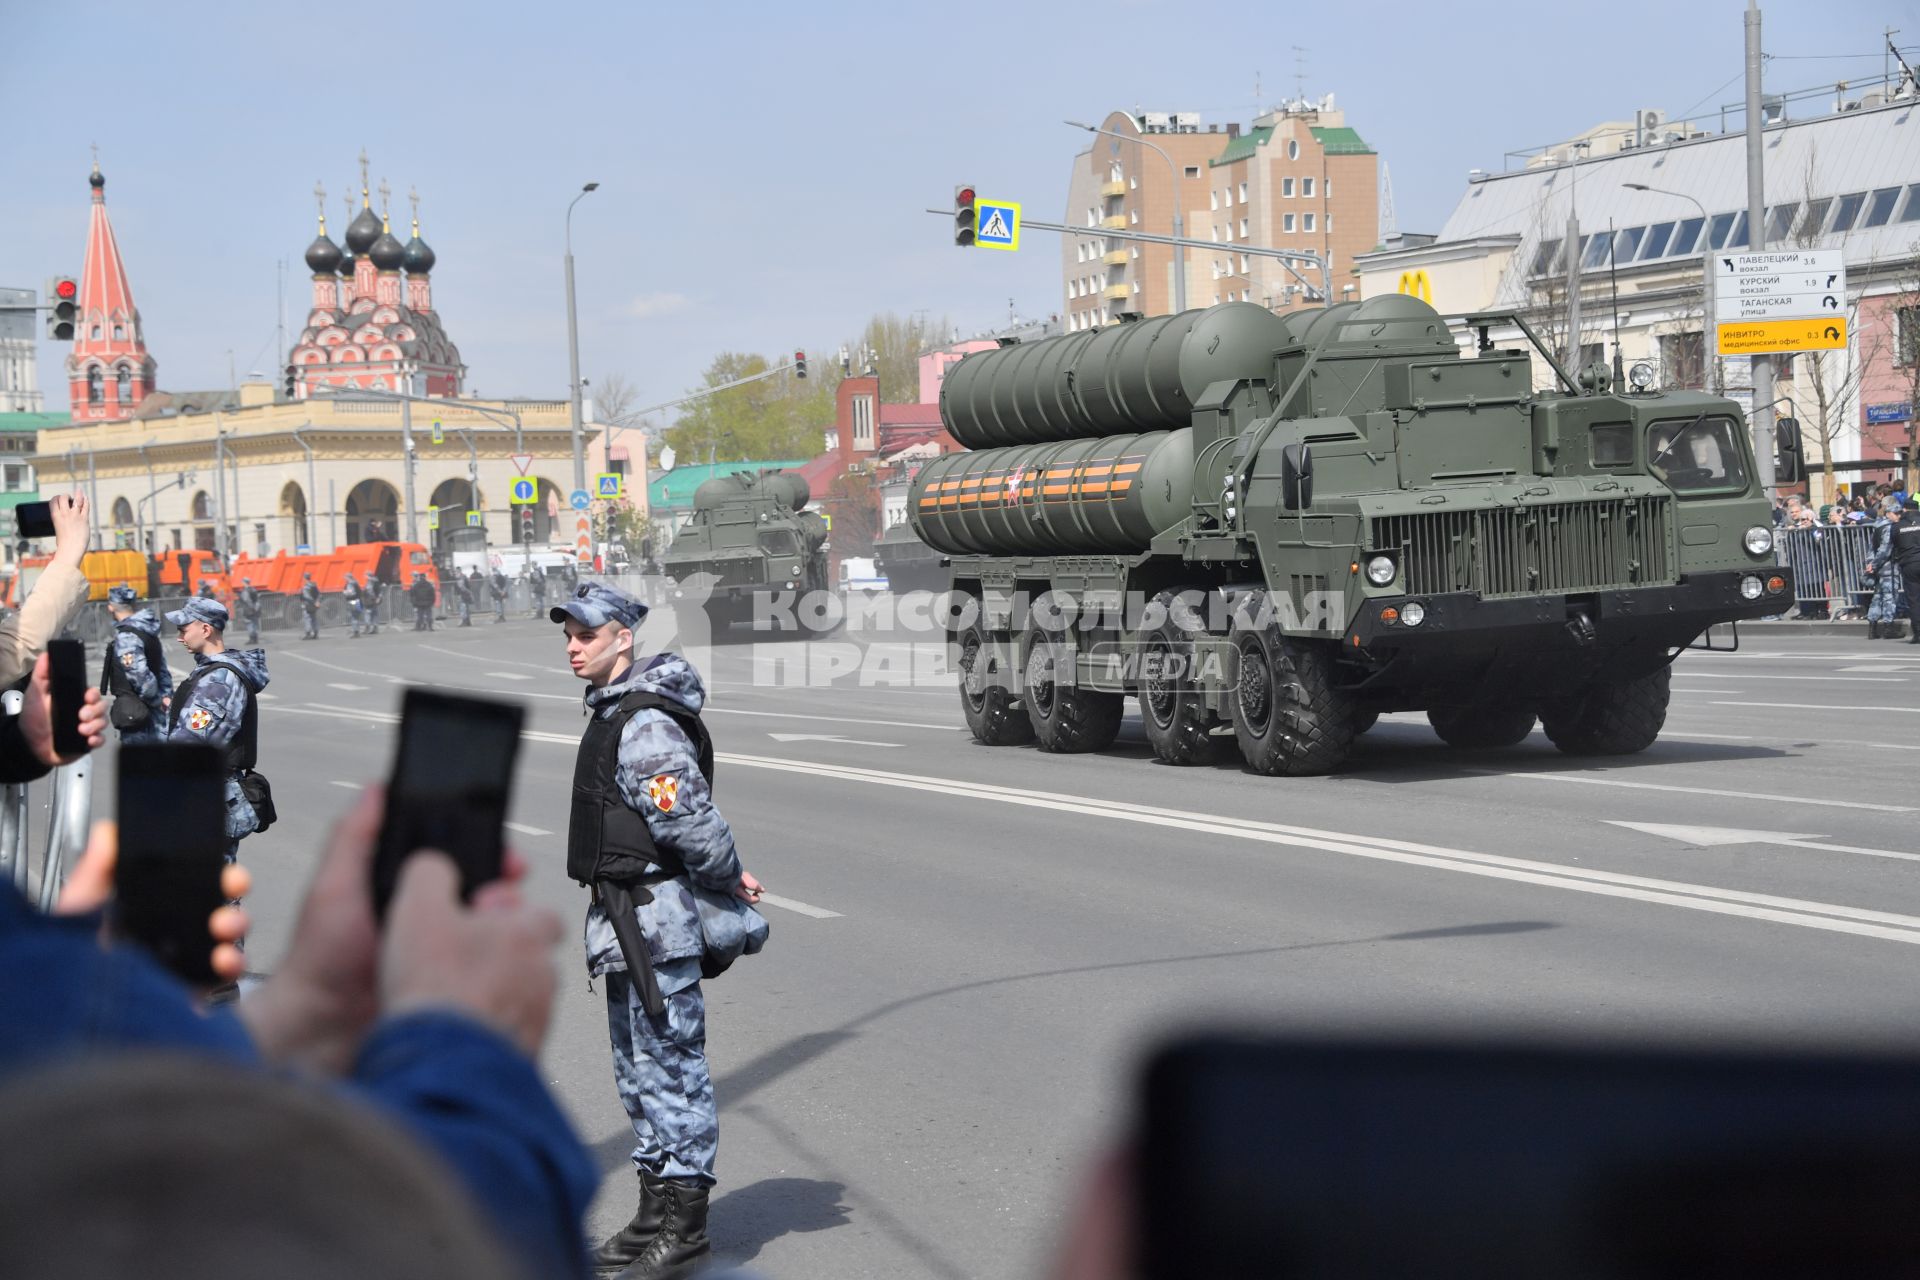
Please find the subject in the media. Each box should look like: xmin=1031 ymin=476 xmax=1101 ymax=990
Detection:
xmin=164 ymin=600 xmax=270 ymax=861
xmin=566 ymin=599 xmax=741 ymax=1186
xmin=106 ymin=589 xmax=172 ymax=747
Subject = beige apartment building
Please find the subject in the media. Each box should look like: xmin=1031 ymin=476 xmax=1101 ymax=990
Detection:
xmin=1061 ymin=97 xmax=1378 ymax=327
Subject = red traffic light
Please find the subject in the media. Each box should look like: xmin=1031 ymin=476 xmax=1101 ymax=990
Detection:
xmin=54 ymin=278 xmax=76 ymax=300
xmin=956 ymin=187 xmax=975 ymax=206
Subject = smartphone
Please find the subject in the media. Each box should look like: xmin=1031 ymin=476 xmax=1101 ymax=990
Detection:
xmin=113 ymin=744 xmax=229 ymax=986
xmin=1138 ymin=1034 xmax=1920 ymax=1279
xmin=372 ymin=688 xmax=525 ymax=918
xmin=14 ymin=500 xmax=54 ymax=540
xmin=45 ymin=638 xmax=90 ymax=758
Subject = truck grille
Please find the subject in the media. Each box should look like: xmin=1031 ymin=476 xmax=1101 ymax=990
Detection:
xmin=1371 ymin=497 xmax=1674 ymax=599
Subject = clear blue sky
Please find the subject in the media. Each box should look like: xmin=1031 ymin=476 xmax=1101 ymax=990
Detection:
xmin=3 ymin=0 xmax=1913 ymax=417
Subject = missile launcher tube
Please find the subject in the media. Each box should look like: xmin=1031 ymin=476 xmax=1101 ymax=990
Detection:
xmin=908 ymin=429 xmax=1195 ymax=556
xmin=691 ymin=471 xmax=812 ymax=513
xmin=939 ymin=302 xmax=1296 ymax=450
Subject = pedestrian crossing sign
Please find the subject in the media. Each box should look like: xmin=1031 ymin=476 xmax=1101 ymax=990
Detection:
xmin=509 ymin=478 xmax=538 ymax=505
xmin=430 ymin=419 xmax=444 ymax=445
xmin=429 ymin=509 xmax=440 ymax=530
xmin=976 ymin=199 xmax=1020 ymax=251
xmin=466 ymin=511 xmax=483 ymax=527
xmin=596 ymin=472 xmax=623 ymax=498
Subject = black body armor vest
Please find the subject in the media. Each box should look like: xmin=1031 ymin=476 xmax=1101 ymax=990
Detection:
xmin=100 ymin=624 xmax=165 ymax=701
xmin=169 ymin=660 xmax=259 ymax=772
xmin=567 ymin=689 xmax=714 ymax=887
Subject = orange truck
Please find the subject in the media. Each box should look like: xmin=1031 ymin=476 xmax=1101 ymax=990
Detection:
xmin=153 ymin=549 xmax=232 ymax=599
xmin=2 ymin=549 xmax=153 ymax=608
xmin=228 ymin=541 xmax=438 ymax=597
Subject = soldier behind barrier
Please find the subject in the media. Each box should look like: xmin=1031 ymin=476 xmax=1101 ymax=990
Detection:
xmin=236 ymin=577 xmax=262 ymax=646
xmin=164 ymin=598 xmax=272 ymax=862
xmin=299 ymin=573 xmax=321 ymax=640
xmin=102 ymin=585 xmax=172 ymax=746
xmin=552 ymin=580 xmax=765 ymax=1280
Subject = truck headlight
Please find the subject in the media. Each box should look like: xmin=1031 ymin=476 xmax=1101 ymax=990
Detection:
xmin=1740 ymin=575 xmax=1764 ymax=600
xmin=1400 ymin=601 xmax=1426 ymax=627
xmin=1743 ymin=525 xmax=1773 ymax=556
xmin=1365 ymin=555 xmax=1396 ymax=586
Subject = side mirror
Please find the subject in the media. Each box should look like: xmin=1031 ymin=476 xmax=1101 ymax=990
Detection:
xmin=1775 ymin=416 xmax=1804 ymax=485
xmin=1281 ymin=442 xmax=1314 ymax=511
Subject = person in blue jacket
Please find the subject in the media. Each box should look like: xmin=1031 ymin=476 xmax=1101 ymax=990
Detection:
xmin=0 ymin=790 xmax=594 ymax=1279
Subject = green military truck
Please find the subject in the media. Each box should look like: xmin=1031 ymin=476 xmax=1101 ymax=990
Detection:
xmin=662 ymin=469 xmax=831 ymax=631
xmin=909 ymin=296 xmax=1789 ymax=776
xmin=873 ymin=520 xmax=946 ymax=593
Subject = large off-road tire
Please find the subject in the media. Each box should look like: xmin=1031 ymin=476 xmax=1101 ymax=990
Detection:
xmin=1540 ymin=667 xmax=1671 ymax=756
xmin=1022 ymin=625 xmax=1122 ymax=753
xmin=1229 ymin=614 xmax=1354 ymax=777
xmin=1137 ymin=590 xmax=1223 ymax=766
xmin=1427 ymin=704 xmax=1537 ymax=749
xmin=956 ymin=617 xmax=1033 ymax=746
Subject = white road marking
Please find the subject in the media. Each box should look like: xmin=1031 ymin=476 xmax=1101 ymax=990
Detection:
xmin=1839 ymin=665 xmax=1920 ymax=674
xmin=703 ymin=706 xmax=962 ymax=731
xmin=276 ymin=650 xmax=404 ymax=682
xmin=1672 ymin=672 xmax=1904 ymax=683
xmin=486 ymin=672 xmax=535 ymax=681
xmin=256 ymin=692 xmax=277 ymax=701
xmin=1467 ymin=768 xmax=1917 ymax=813
xmin=328 ymin=780 xmax=360 ymax=790
xmin=757 ymin=893 xmax=841 ymax=919
xmin=1715 ymin=701 xmax=1920 ymax=715
xmin=1609 ymin=821 xmax=1920 ymax=865
xmin=767 ymin=732 xmax=899 ymax=747
xmin=326 ymin=682 xmax=368 ymax=692
xmin=504 ymin=821 xmax=551 ymax=837
xmin=700 ymin=753 xmax=1920 ymax=946
xmin=422 ymin=644 xmax=551 ymax=672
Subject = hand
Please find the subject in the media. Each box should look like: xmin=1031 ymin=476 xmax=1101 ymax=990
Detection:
xmin=48 ymin=494 xmax=89 ymax=568
xmin=737 ymin=868 xmax=764 ymax=904
xmin=55 ymin=821 xmax=252 ymax=988
xmin=379 ymin=851 xmax=562 ymax=1057
xmin=18 ymin=652 xmax=106 ymax=767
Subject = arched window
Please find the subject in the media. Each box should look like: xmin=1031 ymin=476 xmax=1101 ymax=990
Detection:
xmin=87 ymin=367 xmax=103 ymax=403
xmin=112 ymin=325 xmax=125 ymax=340
xmin=191 ymin=491 xmax=212 ymax=521
xmin=116 ymin=366 xmax=131 ymax=403
xmin=111 ymin=497 xmax=134 ymax=527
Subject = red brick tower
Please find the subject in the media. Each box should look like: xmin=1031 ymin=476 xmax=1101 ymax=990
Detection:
xmin=67 ymin=158 xmax=157 ymax=422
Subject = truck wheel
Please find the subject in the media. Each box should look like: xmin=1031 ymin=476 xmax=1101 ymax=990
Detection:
xmin=282 ymin=599 xmax=305 ymax=628
xmin=1138 ymin=590 xmax=1222 ymax=765
xmin=1541 ymin=667 xmax=1671 ymax=756
xmin=1229 ymin=624 xmax=1354 ymax=777
xmin=319 ymin=597 xmax=347 ymax=627
xmin=1022 ymin=626 xmax=1122 ymax=753
xmin=1427 ymin=704 xmax=1536 ymax=749
xmin=957 ymin=619 xmax=1033 ymax=746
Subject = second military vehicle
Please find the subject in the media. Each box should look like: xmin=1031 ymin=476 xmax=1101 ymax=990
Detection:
xmin=662 ymin=469 xmax=832 ymax=631
xmin=873 ymin=520 xmax=946 ymax=593
xmin=910 ymin=296 xmax=1790 ymax=775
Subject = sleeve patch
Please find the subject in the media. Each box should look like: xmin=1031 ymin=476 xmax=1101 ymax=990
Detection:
xmin=645 ymin=774 xmax=680 ymax=813
xmin=184 ymin=708 xmax=214 ymax=732
xmin=120 ymin=652 xmax=137 ymax=668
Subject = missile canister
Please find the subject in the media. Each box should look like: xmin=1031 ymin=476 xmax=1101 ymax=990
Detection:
xmin=692 ymin=471 xmax=811 ymax=512
xmin=939 ymin=302 xmax=1297 ymax=450
xmin=909 ymin=429 xmax=1194 ymax=556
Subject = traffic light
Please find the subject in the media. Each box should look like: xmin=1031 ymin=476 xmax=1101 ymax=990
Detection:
xmin=520 ymin=507 xmax=535 ymax=543
xmin=794 ymin=349 xmax=807 ymax=379
xmin=955 ymin=185 xmax=977 ymax=247
xmin=283 ymin=364 xmax=298 ymax=399
xmin=45 ymin=277 xmax=77 ymax=341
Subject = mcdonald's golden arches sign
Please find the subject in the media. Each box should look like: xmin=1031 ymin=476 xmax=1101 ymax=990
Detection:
xmin=1396 ymin=270 xmax=1433 ymax=305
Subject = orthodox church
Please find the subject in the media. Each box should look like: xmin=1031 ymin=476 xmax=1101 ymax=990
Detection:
xmin=287 ymin=153 xmax=464 ymax=399
xmin=66 ymin=159 xmax=158 ymax=423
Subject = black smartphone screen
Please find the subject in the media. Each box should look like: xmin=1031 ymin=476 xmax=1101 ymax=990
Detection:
xmin=1139 ymin=1035 xmax=1920 ymax=1279
xmin=46 ymin=639 xmax=90 ymax=758
xmin=372 ymin=688 xmax=525 ymax=918
xmin=14 ymin=501 xmax=54 ymax=539
xmin=113 ymin=744 xmax=228 ymax=986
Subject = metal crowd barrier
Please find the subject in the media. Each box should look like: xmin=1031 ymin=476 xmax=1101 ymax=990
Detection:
xmin=0 ymin=687 xmax=93 ymax=909
xmin=1775 ymin=522 xmax=1885 ymax=616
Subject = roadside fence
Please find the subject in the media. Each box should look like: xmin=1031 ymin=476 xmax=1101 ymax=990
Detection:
xmin=1775 ymin=523 xmax=1883 ymax=617
xmin=0 ymin=689 xmax=92 ymax=911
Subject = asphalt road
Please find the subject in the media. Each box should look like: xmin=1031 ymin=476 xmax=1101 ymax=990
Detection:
xmin=106 ymin=602 xmax=1920 ymax=1279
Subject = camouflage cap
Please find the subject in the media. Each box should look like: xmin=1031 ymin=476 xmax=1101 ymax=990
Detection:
xmin=164 ymin=597 xmax=229 ymax=631
xmin=107 ymin=585 xmax=139 ymax=606
xmin=550 ymin=581 xmax=646 ymax=630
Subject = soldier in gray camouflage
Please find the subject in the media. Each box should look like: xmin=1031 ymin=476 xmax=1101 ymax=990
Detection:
xmin=554 ymin=581 xmax=763 ymax=1280
xmin=104 ymin=585 xmax=172 ymax=746
xmin=164 ymin=597 xmax=270 ymax=862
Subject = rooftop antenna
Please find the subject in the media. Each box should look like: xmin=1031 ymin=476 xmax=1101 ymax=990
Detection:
xmin=1379 ymin=160 xmax=1398 ymax=242
xmin=1291 ymin=46 xmax=1309 ymax=103
xmin=1607 ymin=218 xmax=1625 ymax=392
xmin=1253 ymin=68 xmax=1262 ymax=114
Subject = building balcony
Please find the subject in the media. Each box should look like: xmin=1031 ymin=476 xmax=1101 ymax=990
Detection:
xmin=1103 ymin=283 xmax=1131 ymax=300
xmin=1103 ymin=249 xmax=1129 ymax=266
xmin=1101 ymin=179 xmax=1127 ymax=197
xmin=1102 ymin=214 xmax=1127 ymax=230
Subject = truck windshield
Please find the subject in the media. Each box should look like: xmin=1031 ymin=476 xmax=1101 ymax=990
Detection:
xmin=1646 ymin=416 xmax=1749 ymax=495
xmin=762 ymin=531 xmax=798 ymax=555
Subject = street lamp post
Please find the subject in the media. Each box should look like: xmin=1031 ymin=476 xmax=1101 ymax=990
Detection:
xmin=1623 ymin=184 xmax=1713 ymax=385
xmin=564 ymin=182 xmax=599 ymax=535
xmin=1067 ymin=121 xmax=1186 ymax=314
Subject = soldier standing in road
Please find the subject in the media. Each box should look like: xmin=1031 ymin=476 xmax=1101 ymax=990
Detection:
xmin=457 ymin=568 xmax=478 ymax=627
xmin=299 ymin=573 xmax=321 ymax=640
xmin=553 ymin=582 xmax=763 ymax=1280
xmin=195 ymin=580 xmax=216 ymax=600
xmin=236 ymin=577 xmax=262 ymax=646
xmin=344 ymin=571 xmax=367 ymax=638
xmin=364 ymin=574 xmax=385 ymax=634
xmin=408 ymin=572 xmax=437 ymax=631
xmin=528 ymin=566 xmax=548 ymax=618
xmin=165 ymin=598 xmax=270 ymax=862
xmin=491 ymin=567 xmax=510 ymax=623
xmin=1894 ymin=504 xmax=1920 ymax=645
xmin=102 ymin=585 xmax=172 ymax=746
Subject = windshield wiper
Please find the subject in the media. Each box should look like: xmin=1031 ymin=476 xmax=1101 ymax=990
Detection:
xmin=1650 ymin=408 xmax=1710 ymax=472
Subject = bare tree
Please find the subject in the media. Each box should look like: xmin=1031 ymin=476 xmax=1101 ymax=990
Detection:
xmin=1861 ymin=242 xmax=1920 ymax=494
xmin=594 ymin=372 xmax=640 ymax=426
xmin=1781 ymin=155 xmax=1876 ymax=506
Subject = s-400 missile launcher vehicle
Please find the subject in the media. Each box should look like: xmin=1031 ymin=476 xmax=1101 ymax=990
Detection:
xmin=909 ymin=296 xmax=1790 ymax=775
xmin=662 ymin=469 xmax=832 ymax=632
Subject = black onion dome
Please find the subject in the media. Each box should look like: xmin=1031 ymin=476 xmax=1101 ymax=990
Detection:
xmin=305 ymin=233 xmax=344 ymax=275
xmin=402 ymin=231 xmax=435 ymax=275
xmin=89 ymin=167 xmax=105 ymax=190
xmin=345 ymin=203 xmax=383 ymax=254
xmin=368 ymin=227 xmax=407 ymax=271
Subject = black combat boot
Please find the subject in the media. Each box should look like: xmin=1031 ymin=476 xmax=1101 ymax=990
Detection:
xmin=1870 ymin=620 xmax=1883 ymax=639
xmin=617 ymin=1178 xmax=710 ymax=1280
xmin=593 ymin=1172 xmax=669 ymax=1276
